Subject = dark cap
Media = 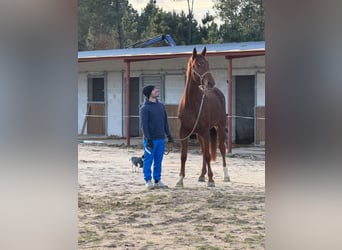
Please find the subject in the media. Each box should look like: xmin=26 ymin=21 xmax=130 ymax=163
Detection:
xmin=142 ymin=85 xmax=154 ymax=98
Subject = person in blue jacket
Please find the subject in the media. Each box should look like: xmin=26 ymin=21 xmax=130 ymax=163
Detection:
xmin=140 ymin=85 xmax=173 ymax=190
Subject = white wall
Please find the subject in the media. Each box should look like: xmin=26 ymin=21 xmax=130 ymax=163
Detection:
xmin=212 ymin=69 xmax=229 ymax=113
xmin=256 ymin=72 xmax=265 ymax=106
xmin=78 ymin=73 xmax=87 ymax=134
xmin=107 ymin=72 xmax=123 ymax=136
xmin=164 ymin=74 xmax=185 ymax=105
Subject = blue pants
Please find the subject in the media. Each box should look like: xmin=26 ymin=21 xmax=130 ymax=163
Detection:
xmin=143 ymin=139 xmax=165 ymax=182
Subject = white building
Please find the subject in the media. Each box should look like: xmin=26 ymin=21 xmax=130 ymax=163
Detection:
xmin=78 ymin=41 xmax=265 ymax=147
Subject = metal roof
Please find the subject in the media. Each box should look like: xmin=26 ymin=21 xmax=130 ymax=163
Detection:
xmin=78 ymin=41 xmax=265 ymax=63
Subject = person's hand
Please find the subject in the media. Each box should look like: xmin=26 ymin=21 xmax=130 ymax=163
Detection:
xmin=147 ymin=139 xmax=153 ymax=150
xmin=167 ymin=136 xmax=174 ymax=143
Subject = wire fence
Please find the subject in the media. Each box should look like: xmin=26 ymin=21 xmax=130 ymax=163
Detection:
xmin=81 ymin=114 xmax=266 ymax=120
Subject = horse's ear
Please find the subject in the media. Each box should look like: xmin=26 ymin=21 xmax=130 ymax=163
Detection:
xmin=201 ymin=47 xmax=207 ymax=56
xmin=192 ymin=47 xmax=197 ymax=59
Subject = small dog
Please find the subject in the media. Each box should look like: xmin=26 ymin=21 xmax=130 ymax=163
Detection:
xmin=129 ymin=154 xmax=144 ymax=172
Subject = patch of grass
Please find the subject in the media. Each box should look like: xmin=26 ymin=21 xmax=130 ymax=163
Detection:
xmin=251 ymin=233 xmax=265 ymax=243
xmin=244 ymin=237 xmax=256 ymax=243
xmin=196 ymin=224 xmax=215 ymax=232
xmin=144 ymin=193 xmax=167 ymax=202
xmin=196 ymin=246 xmax=220 ymax=250
xmin=237 ymin=219 xmax=251 ymax=224
xmin=243 ymin=234 xmax=265 ymax=247
xmin=248 ymin=205 xmax=260 ymax=211
xmin=174 ymin=207 xmax=184 ymax=212
xmin=206 ymin=198 xmax=215 ymax=203
xmin=223 ymin=234 xmax=238 ymax=243
xmin=78 ymin=230 xmax=102 ymax=244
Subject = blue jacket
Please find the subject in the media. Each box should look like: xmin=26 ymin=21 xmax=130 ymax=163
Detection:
xmin=140 ymin=99 xmax=172 ymax=140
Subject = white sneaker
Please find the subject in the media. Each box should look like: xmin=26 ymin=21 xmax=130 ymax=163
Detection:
xmin=145 ymin=180 xmax=154 ymax=190
xmin=154 ymin=180 xmax=168 ymax=188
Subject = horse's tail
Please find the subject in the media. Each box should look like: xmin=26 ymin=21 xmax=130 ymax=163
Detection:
xmin=210 ymin=127 xmax=217 ymax=161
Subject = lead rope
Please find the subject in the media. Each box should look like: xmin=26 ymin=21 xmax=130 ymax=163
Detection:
xmin=164 ymin=92 xmax=202 ymax=154
xmin=164 ymin=91 xmax=203 ymax=154
xmin=178 ymin=93 xmax=205 ymax=141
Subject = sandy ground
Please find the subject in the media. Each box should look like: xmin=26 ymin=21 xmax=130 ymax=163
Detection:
xmin=78 ymin=142 xmax=265 ymax=250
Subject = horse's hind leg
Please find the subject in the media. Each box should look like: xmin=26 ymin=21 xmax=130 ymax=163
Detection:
xmin=218 ymin=126 xmax=230 ymax=182
xmin=197 ymin=135 xmax=206 ymax=182
xmin=199 ymin=133 xmax=215 ymax=187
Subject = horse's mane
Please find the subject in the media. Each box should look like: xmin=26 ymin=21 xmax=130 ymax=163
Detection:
xmin=185 ymin=56 xmax=192 ymax=89
xmin=183 ymin=56 xmax=195 ymax=105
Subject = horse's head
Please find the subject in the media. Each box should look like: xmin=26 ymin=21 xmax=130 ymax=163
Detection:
xmin=188 ymin=47 xmax=215 ymax=89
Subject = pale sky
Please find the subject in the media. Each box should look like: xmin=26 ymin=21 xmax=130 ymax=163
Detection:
xmin=128 ymin=0 xmax=217 ymax=25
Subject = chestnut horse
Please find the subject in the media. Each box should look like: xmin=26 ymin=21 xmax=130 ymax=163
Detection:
xmin=176 ymin=47 xmax=230 ymax=187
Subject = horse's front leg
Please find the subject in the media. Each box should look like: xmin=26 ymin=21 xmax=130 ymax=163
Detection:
xmin=207 ymin=161 xmax=215 ymax=187
xmin=176 ymin=137 xmax=188 ymax=187
xmin=197 ymin=135 xmax=206 ymax=182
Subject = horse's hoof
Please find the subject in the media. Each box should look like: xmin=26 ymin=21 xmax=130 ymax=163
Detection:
xmin=175 ymin=181 xmax=184 ymax=188
xmin=208 ymin=182 xmax=215 ymax=187
xmin=223 ymin=177 xmax=231 ymax=182
xmin=198 ymin=177 xmax=206 ymax=182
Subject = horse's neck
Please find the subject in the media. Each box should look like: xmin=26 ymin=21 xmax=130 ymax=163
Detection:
xmin=184 ymin=78 xmax=203 ymax=107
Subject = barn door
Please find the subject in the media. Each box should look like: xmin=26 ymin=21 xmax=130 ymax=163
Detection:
xmin=87 ymin=76 xmax=106 ymax=135
xmin=235 ymin=75 xmax=255 ymax=144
